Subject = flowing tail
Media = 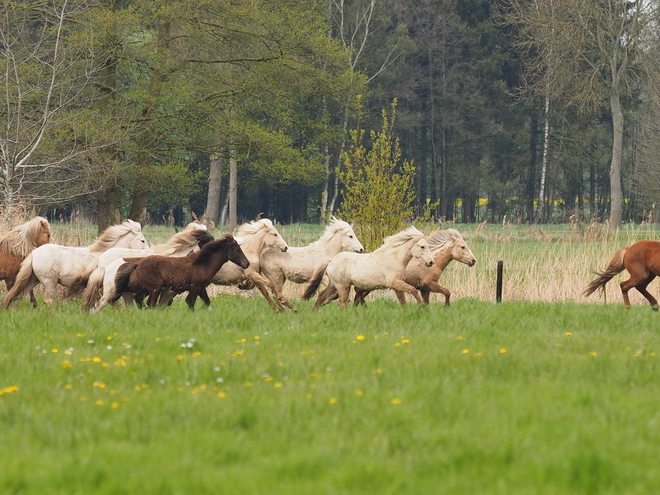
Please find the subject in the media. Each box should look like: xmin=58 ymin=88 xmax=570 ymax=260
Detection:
xmin=111 ymin=263 xmax=138 ymax=304
xmin=584 ymin=247 xmax=628 ymax=297
xmin=1 ymin=252 xmax=38 ymax=309
xmin=81 ymin=266 xmax=105 ymax=311
xmin=302 ymin=263 xmax=329 ymax=301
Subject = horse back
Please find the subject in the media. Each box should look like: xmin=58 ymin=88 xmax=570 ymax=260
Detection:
xmin=627 ymin=240 xmax=660 ymax=275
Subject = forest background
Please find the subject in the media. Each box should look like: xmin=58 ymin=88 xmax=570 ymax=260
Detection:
xmin=3 ymin=0 xmax=660 ymax=234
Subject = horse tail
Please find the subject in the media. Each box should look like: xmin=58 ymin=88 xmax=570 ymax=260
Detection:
xmin=81 ymin=267 xmax=105 ymax=311
xmin=111 ymin=263 xmax=138 ymax=304
xmin=584 ymin=247 xmax=628 ymax=297
xmin=302 ymin=263 xmax=329 ymax=301
xmin=1 ymin=252 xmax=37 ymax=308
xmin=67 ymin=259 xmax=100 ymax=301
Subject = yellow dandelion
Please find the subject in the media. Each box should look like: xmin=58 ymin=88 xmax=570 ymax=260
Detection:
xmin=462 ymin=349 xmax=469 ymax=354
xmin=51 ymin=348 xmax=58 ymax=353
xmin=111 ymin=402 xmax=120 ymax=409
xmin=64 ymin=384 xmax=73 ymax=390
xmin=218 ymin=391 xmax=227 ymax=398
xmin=590 ymin=351 xmax=598 ymax=357
xmin=93 ymin=381 xmax=106 ymax=389
xmin=565 ymin=332 xmax=572 ymax=336
xmin=62 ymin=360 xmax=72 ymax=369
xmin=499 ymin=348 xmax=507 ymax=354
xmin=329 ymin=397 xmax=338 ymax=404
xmin=92 ymin=357 xmax=101 ymax=363
xmin=402 ymin=339 xmax=410 ymax=344
xmin=95 ymin=399 xmax=105 ymax=406
xmin=274 ymin=382 xmax=283 ymax=388
xmin=390 ymin=398 xmax=402 ymax=405
xmin=355 ymin=390 xmax=364 ymax=396
xmin=356 ymin=335 xmax=365 ymax=341
xmin=64 ymin=349 xmax=73 ymax=356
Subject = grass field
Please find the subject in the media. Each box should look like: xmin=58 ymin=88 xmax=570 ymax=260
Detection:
xmin=3 ymin=220 xmax=660 ymax=493
xmin=2 ymin=297 xmax=660 ymax=494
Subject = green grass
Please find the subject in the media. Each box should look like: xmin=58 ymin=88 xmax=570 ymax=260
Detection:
xmin=2 ymin=297 xmax=660 ymax=494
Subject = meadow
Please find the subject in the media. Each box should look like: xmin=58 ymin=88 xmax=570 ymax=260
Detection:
xmin=2 ymin=220 xmax=660 ymax=494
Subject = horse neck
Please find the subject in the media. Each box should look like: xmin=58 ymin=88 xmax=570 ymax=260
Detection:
xmin=237 ymin=233 xmax=265 ymax=262
xmin=305 ymin=234 xmax=343 ymax=257
xmin=431 ymin=246 xmax=454 ymax=271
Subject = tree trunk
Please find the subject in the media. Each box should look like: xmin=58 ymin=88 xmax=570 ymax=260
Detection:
xmin=97 ymin=185 xmax=121 ymax=232
xmin=228 ymin=149 xmax=238 ymax=232
xmin=537 ymin=92 xmax=550 ymax=222
xmin=526 ymin=110 xmax=538 ymax=224
xmin=204 ymin=153 xmax=223 ymax=227
xmin=609 ymin=89 xmax=624 ymax=230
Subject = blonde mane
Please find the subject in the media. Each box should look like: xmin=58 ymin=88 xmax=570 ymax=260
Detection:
xmin=234 ymin=218 xmax=274 ymax=241
xmin=312 ymin=217 xmax=352 ymax=246
xmin=154 ymin=223 xmax=209 ymax=256
xmin=89 ymin=219 xmax=143 ymax=253
xmin=426 ymin=228 xmax=463 ymax=251
xmin=376 ymin=226 xmax=424 ymax=251
xmin=0 ymin=216 xmax=50 ymax=258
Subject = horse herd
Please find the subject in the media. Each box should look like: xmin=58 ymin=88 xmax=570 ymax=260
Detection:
xmin=2 ymin=215 xmax=660 ymax=312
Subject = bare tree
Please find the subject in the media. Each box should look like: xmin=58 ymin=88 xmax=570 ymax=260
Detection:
xmin=504 ymin=0 xmax=657 ymax=228
xmin=0 ymin=0 xmax=121 ymax=212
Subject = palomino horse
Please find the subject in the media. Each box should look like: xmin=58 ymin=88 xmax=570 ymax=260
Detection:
xmin=302 ymin=226 xmax=435 ymax=309
xmin=355 ymin=228 xmax=477 ymax=305
xmin=584 ymin=240 xmax=660 ymax=310
xmin=0 ymin=216 xmax=51 ymax=307
xmin=1 ymin=220 xmax=148 ymax=308
xmin=81 ymin=223 xmax=213 ymax=312
xmin=208 ymin=218 xmax=295 ymax=312
xmin=259 ymin=216 xmax=364 ymax=297
xmin=114 ymin=235 xmax=249 ymax=310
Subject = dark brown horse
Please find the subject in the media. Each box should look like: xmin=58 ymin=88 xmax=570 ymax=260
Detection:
xmin=584 ymin=240 xmax=660 ymax=310
xmin=0 ymin=217 xmax=51 ymax=307
xmin=112 ymin=234 xmax=249 ymax=310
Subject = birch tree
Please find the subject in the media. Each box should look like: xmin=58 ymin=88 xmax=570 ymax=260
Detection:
xmin=504 ymin=0 xmax=657 ymax=229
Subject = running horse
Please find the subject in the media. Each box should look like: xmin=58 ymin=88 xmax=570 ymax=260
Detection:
xmin=584 ymin=240 xmax=660 ymax=310
xmin=0 ymin=216 xmax=51 ymax=307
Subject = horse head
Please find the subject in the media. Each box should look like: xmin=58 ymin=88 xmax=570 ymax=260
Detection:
xmin=225 ymin=234 xmax=250 ymax=269
xmin=447 ymin=229 xmax=476 ymax=267
xmin=336 ymin=220 xmax=364 ymax=253
xmin=412 ymin=237 xmax=434 ymax=267
xmin=36 ymin=218 xmax=51 ymax=247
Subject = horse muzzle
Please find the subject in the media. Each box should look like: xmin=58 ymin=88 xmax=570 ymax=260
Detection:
xmin=426 ymin=260 xmax=434 ymax=267
xmin=468 ymin=259 xmax=476 ymax=267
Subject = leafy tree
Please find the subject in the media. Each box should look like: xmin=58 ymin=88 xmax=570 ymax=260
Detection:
xmin=338 ymin=98 xmax=416 ymax=250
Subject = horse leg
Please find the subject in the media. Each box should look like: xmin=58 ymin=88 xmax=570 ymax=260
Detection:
xmin=336 ymin=285 xmax=351 ymax=309
xmin=353 ymin=288 xmax=370 ymax=306
xmin=146 ymin=289 xmax=161 ymax=308
xmin=423 ymin=282 xmax=450 ymax=305
xmin=251 ymin=273 xmax=297 ymax=311
xmin=41 ymin=279 xmax=58 ymax=306
xmin=198 ymin=288 xmax=211 ymax=308
xmin=185 ymin=290 xmax=200 ymax=310
xmin=389 ymin=280 xmax=423 ymax=305
xmin=313 ymin=285 xmax=337 ymax=310
xmin=635 ymin=275 xmax=658 ymax=310
xmin=393 ymin=290 xmax=407 ymax=305
xmin=252 ymin=280 xmax=284 ymax=312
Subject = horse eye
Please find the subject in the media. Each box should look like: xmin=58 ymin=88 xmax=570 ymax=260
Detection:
xmin=349 ymin=235 xmax=353 ymax=238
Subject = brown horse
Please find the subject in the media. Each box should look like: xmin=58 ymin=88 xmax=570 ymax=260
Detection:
xmin=584 ymin=240 xmax=660 ymax=310
xmin=112 ymin=234 xmax=249 ymax=310
xmin=0 ymin=216 xmax=51 ymax=307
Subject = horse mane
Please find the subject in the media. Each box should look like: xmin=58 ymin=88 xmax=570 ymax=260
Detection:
xmin=311 ymin=216 xmax=352 ymax=246
xmin=89 ymin=219 xmax=142 ymax=253
xmin=426 ymin=228 xmax=463 ymax=251
xmin=376 ymin=226 xmax=424 ymax=251
xmin=234 ymin=218 xmax=274 ymax=241
xmin=153 ymin=224 xmax=212 ymax=255
xmin=195 ymin=235 xmax=233 ymax=264
xmin=0 ymin=216 xmax=50 ymax=258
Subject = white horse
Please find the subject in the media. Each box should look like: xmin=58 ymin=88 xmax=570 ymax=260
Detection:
xmin=208 ymin=218 xmax=295 ymax=312
xmin=83 ymin=223 xmax=213 ymax=313
xmin=1 ymin=220 xmax=149 ymax=308
xmin=355 ymin=228 xmax=476 ymax=306
xmin=259 ymin=217 xmax=364 ymax=297
xmin=302 ymin=226 xmax=435 ymax=309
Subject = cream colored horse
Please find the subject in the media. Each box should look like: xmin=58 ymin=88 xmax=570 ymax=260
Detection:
xmin=355 ymin=228 xmax=476 ymax=305
xmin=209 ymin=218 xmax=295 ymax=312
xmin=303 ymin=226 xmax=435 ymax=309
xmin=2 ymin=220 xmax=148 ymax=308
xmin=259 ymin=217 xmax=364 ymax=297
xmin=83 ymin=223 xmax=212 ymax=312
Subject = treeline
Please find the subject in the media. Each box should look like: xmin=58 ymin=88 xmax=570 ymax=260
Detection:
xmin=3 ymin=0 xmax=660 ymax=230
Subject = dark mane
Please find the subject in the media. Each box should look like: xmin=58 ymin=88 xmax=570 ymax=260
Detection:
xmin=195 ymin=235 xmax=233 ymax=265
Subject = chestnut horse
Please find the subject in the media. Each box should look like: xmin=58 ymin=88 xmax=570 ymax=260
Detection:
xmin=584 ymin=240 xmax=660 ymax=310
xmin=113 ymin=234 xmax=249 ymax=310
xmin=0 ymin=216 xmax=51 ymax=306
